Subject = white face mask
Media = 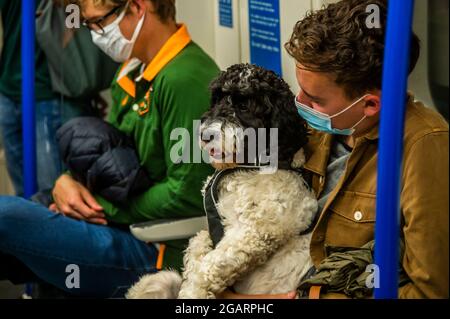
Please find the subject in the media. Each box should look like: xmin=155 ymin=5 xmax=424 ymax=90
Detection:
xmin=91 ymin=8 xmax=146 ymax=63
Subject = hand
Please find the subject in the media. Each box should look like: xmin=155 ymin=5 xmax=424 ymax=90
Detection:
xmin=52 ymin=174 xmax=107 ymax=225
xmin=49 ymin=203 xmax=59 ymax=212
xmin=217 ymin=289 xmax=298 ymax=299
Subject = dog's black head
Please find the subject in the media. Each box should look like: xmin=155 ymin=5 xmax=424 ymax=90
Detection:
xmin=200 ymin=64 xmax=308 ymax=170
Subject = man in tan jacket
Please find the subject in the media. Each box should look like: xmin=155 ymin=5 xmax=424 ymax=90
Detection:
xmin=222 ymin=0 xmax=448 ymax=299
xmin=290 ymin=0 xmax=448 ymax=299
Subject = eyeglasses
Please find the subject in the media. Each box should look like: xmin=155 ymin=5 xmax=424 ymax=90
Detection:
xmin=82 ymin=4 xmax=126 ymax=35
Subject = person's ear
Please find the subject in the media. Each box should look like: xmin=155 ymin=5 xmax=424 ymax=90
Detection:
xmin=129 ymin=0 xmax=147 ymax=18
xmin=363 ymin=91 xmax=381 ymax=117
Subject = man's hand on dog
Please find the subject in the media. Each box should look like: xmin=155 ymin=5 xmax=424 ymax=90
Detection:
xmin=51 ymin=174 xmax=107 ymax=225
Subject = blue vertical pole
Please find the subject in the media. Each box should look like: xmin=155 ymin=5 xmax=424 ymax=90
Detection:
xmin=22 ymin=0 xmax=37 ymax=298
xmin=22 ymin=0 xmax=37 ymax=199
xmin=374 ymin=0 xmax=415 ymax=299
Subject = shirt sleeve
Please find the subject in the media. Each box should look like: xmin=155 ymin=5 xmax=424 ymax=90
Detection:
xmin=96 ymin=73 xmax=214 ymax=224
xmin=398 ymin=131 xmax=449 ymax=298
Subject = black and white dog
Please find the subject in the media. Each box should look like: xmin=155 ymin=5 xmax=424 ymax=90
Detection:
xmin=127 ymin=64 xmax=318 ymax=299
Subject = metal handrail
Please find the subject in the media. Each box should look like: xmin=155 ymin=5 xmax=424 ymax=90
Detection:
xmin=22 ymin=0 xmax=37 ymax=199
xmin=374 ymin=0 xmax=415 ymax=299
xmin=22 ymin=0 xmax=37 ymax=298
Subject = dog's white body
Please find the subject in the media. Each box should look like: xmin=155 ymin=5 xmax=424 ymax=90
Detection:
xmin=127 ymin=150 xmax=318 ymax=299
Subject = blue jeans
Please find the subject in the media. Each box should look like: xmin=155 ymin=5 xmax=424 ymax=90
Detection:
xmin=0 ymin=93 xmax=94 ymax=196
xmin=0 ymin=196 xmax=157 ymax=298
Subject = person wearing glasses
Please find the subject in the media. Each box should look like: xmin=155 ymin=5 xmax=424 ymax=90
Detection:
xmin=0 ymin=0 xmax=219 ymax=298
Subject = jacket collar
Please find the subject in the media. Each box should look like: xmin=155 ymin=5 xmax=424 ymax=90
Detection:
xmin=117 ymin=24 xmax=192 ymax=97
xmin=303 ymin=131 xmax=333 ymax=176
xmin=360 ymin=92 xmax=415 ymax=142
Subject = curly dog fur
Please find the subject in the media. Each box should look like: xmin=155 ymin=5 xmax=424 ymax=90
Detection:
xmin=126 ymin=64 xmax=318 ymax=299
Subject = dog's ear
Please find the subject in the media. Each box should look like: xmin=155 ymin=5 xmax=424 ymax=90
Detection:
xmin=211 ymin=64 xmax=264 ymax=98
xmin=209 ymin=71 xmax=227 ymax=107
xmin=259 ymin=70 xmax=309 ymax=165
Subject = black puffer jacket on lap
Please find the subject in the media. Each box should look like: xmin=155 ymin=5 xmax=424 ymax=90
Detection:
xmin=56 ymin=117 xmax=152 ymax=204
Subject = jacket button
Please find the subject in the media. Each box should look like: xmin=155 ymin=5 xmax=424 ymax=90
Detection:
xmin=354 ymin=211 xmax=363 ymax=221
xmin=132 ymin=104 xmax=139 ymax=112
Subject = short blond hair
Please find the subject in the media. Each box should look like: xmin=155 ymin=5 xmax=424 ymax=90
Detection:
xmin=78 ymin=0 xmax=176 ymax=22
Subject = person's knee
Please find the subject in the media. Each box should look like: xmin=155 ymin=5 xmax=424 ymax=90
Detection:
xmin=0 ymin=196 xmax=34 ymax=239
xmin=0 ymin=195 xmax=25 ymax=211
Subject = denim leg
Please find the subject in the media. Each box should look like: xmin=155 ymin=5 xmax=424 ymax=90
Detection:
xmin=35 ymin=100 xmax=64 ymax=192
xmin=35 ymin=98 xmax=99 ymax=192
xmin=0 ymin=94 xmax=24 ymax=196
xmin=0 ymin=96 xmax=99 ymax=194
xmin=0 ymin=196 xmax=158 ymax=298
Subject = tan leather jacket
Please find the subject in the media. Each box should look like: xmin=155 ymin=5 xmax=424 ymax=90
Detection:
xmin=303 ymin=95 xmax=449 ymax=298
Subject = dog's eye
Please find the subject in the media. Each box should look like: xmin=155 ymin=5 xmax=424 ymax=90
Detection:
xmin=231 ymin=95 xmax=245 ymax=105
xmin=238 ymin=104 xmax=249 ymax=112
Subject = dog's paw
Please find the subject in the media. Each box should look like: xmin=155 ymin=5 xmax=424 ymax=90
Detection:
xmin=291 ymin=148 xmax=306 ymax=168
xmin=126 ymin=270 xmax=182 ymax=299
xmin=178 ymin=287 xmax=215 ymax=299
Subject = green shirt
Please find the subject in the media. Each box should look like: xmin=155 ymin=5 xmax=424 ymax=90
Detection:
xmin=0 ymin=0 xmax=56 ymax=102
xmin=95 ymin=27 xmax=219 ymax=270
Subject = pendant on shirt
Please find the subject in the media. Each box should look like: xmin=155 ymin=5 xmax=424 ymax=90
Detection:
xmin=138 ymin=86 xmax=153 ymax=117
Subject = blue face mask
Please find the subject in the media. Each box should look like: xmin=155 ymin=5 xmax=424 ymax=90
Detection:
xmin=295 ymin=94 xmax=369 ymax=135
